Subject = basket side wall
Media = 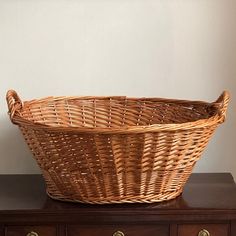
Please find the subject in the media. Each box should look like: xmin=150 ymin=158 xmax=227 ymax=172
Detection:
xmin=19 ymin=125 xmax=217 ymax=203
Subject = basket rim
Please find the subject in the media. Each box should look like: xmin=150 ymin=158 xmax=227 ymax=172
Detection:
xmin=12 ymin=116 xmax=221 ymax=133
xmin=10 ymin=95 xmax=225 ymax=134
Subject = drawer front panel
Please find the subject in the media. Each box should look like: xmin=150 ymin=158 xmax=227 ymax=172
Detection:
xmin=5 ymin=226 xmax=57 ymax=236
xmin=178 ymin=224 xmax=229 ymax=236
xmin=67 ymin=225 xmax=169 ymax=236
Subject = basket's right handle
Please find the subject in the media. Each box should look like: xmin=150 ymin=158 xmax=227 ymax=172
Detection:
xmin=213 ymin=91 xmax=230 ymax=123
xmin=6 ymin=90 xmax=23 ymax=123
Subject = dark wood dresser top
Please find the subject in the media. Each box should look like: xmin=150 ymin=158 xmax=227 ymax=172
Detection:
xmin=0 ymin=173 xmax=236 ymax=210
xmin=0 ymin=173 xmax=236 ymax=236
xmin=0 ymin=173 xmax=236 ymax=219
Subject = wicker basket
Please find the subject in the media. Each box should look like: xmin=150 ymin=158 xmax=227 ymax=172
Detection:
xmin=6 ymin=90 xmax=229 ymax=204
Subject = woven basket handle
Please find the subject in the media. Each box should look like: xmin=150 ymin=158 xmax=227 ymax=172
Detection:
xmin=213 ymin=91 xmax=230 ymax=123
xmin=6 ymin=90 xmax=23 ymax=123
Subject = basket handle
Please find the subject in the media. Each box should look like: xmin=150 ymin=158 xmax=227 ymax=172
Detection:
xmin=212 ymin=91 xmax=230 ymax=123
xmin=6 ymin=90 xmax=23 ymax=123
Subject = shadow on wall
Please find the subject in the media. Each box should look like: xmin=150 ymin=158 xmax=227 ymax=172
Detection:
xmin=0 ymin=116 xmax=40 ymax=174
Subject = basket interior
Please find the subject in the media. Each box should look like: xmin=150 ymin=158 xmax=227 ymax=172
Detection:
xmin=20 ymin=98 xmax=216 ymax=128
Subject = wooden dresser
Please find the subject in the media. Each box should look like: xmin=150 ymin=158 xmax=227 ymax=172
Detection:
xmin=0 ymin=173 xmax=236 ymax=236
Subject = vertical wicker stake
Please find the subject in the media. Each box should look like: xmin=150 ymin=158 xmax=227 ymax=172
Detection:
xmin=6 ymin=90 xmax=229 ymax=204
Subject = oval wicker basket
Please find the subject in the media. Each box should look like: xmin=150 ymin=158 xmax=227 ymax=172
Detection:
xmin=6 ymin=90 xmax=229 ymax=204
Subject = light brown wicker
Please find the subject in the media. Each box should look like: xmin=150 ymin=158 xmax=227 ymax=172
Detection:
xmin=6 ymin=90 xmax=229 ymax=204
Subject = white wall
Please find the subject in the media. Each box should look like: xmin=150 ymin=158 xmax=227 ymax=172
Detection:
xmin=0 ymin=0 xmax=235 ymax=177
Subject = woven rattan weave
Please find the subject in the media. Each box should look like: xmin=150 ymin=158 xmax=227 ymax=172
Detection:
xmin=6 ymin=90 xmax=229 ymax=204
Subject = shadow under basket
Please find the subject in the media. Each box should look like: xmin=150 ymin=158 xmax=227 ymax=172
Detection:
xmin=6 ymin=90 xmax=229 ymax=204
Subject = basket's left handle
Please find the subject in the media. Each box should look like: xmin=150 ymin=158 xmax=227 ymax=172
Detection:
xmin=6 ymin=90 xmax=23 ymax=123
xmin=213 ymin=90 xmax=230 ymax=123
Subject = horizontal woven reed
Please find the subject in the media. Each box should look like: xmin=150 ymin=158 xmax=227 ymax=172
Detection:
xmin=6 ymin=90 xmax=229 ymax=204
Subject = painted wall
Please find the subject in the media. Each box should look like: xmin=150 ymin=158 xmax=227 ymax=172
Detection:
xmin=0 ymin=0 xmax=235 ymax=178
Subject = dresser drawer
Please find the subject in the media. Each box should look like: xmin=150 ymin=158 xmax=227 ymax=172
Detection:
xmin=5 ymin=226 xmax=57 ymax=236
xmin=178 ymin=224 xmax=229 ymax=236
xmin=67 ymin=225 xmax=169 ymax=236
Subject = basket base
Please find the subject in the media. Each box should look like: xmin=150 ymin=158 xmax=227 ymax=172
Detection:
xmin=46 ymin=189 xmax=183 ymax=204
